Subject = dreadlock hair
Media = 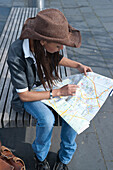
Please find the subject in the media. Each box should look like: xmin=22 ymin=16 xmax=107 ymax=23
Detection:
xmin=33 ymin=40 xmax=62 ymax=90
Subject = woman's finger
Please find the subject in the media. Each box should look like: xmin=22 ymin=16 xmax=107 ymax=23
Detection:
xmin=84 ymin=68 xmax=87 ymax=75
xmin=86 ymin=67 xmax=93 ymax=73
xmin=89 ymin=67 xmax=93 ymax=72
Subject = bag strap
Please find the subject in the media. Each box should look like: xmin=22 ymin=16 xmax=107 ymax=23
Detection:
xmin=1 ymin=146 xmax=14 ymax=159
xmin=1 ymin=146 xmax=12 ymax=153
xmin=13 ymin=157 xmax=26 ymax=170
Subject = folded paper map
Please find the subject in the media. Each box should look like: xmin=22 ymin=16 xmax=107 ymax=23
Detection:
xmin=32 ymin=72 xmax=113 ymax=134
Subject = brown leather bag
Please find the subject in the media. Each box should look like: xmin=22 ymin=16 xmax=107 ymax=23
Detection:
xmin=0 ymin=142 xmax=26 ymax=170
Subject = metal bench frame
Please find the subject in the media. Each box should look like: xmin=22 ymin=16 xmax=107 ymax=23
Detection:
xmin=0 ymin=7 xmax=71 ymax=128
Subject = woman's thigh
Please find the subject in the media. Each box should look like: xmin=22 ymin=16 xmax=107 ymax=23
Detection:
xmin=24 ymin=101 xmax=55 ymax=126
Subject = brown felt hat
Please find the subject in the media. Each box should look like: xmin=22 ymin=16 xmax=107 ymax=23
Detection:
xmin=20 ymin=8 xmax=81 ymax=48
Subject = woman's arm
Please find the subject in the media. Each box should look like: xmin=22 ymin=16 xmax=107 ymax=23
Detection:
xmin=19 ymin=90 xmax=52 ymax=102
xmin=59 ymin=57 xmax=93 ymax=75
xmin=18 ymin=84 xmax=79 ymax=102
xmin=59 ymin=57 xmax=80 ymax=68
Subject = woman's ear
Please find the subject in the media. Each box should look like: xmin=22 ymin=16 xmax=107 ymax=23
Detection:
xmin=40 ymin=40 xmax=47 ymax=46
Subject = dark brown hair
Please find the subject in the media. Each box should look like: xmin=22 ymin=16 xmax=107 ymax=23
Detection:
xmin=33 ymin=40 xmax=62 ymax=90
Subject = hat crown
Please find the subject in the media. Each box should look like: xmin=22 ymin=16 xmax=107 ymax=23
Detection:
xmin=38 ymin=9 xmax=66 ymax=23
xmin=34 ymin=9 xmax=69 ymax=39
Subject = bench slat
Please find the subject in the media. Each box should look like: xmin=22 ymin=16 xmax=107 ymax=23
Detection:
xmin=10 ymin=109 xmax=17 ymax=127
xmin=0 ymin=71 xmax=11 ymax=127
xmin=24 ymin=111 xmax=30 ymax=126
xmin=17 ymin=8 xmax=29 ymax=39
xmin=17 ymin=112 xmax=24 ymax=127
xmin=3 ymin=82 xmax=12 ymax=128
xmin=0 ymin=8 xmax=17 ymax=69
xmin=0 ymin=8 xmax=15 ymax=60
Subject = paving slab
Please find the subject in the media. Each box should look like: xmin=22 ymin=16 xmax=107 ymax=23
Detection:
xmin=91 ymin=4 xmax=113 ymax=10
xmin=0 ymin=6 xmax=11 ymax=35
xmin=106 ymin=161 xmax=113 ymax=170
xmin=0 ymin=0 xmax=13 ymax=7
xmin=93 ymin=110 xmax=113 ymax=162
xmin=61 ymin=0 xmax=76 ymax=6
xmin=74 ymin=132 xmax=107 ymax=170
xmin=90 ymin=66 xmax=112 ymax=78
xmin=93 ymin=9 xmax=113 ymax=17
xmin=99 ymin=16 xmax=113 ymax=23
xmin=86 ymin=0 xmax=111 ymax=6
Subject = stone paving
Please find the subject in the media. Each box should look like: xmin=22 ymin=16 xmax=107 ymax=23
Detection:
xmin=0 ymin=0 xmax=113 ymax=169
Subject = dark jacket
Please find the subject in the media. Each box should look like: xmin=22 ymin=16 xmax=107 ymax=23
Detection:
xmin=7 ymin=39 xmax=63 ymax=113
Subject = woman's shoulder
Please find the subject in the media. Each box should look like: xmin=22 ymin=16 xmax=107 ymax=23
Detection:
xmin=10 ymin=39 xmax=23 ymax=51
xmin=8 ymin=39 xmax=24 ymax=61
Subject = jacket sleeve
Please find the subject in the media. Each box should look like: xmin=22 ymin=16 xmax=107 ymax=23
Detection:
xmin=7 ymin=46 xmax=29 ymax=91
xmin=58 ymin=54 xmax=63 ymax=63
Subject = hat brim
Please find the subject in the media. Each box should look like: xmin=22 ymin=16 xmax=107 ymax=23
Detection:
xmin=20 ymin=19 xmax=81 ymax=48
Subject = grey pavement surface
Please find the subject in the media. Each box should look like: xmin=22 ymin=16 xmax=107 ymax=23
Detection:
xmin=0 ymin=0 xmax=113 ymax=170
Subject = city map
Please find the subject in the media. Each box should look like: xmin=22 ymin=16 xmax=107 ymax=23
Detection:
xmin=33 ymin=72 xmax=113 ymax=134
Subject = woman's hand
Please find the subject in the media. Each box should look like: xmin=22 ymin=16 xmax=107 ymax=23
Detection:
xmin=77 ymin=63 xmax=93 ymax=75
xmin=53 ymin=84 xmax=79 ymax=97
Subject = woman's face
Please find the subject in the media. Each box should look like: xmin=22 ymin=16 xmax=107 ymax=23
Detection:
xmin=40 ymin=41 xmax=63 ymax=53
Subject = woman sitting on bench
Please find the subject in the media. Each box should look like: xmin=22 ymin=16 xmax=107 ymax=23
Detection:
xmin=7 ymin=8 xmax=92 ymax=170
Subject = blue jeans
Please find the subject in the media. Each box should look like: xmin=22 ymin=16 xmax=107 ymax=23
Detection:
xmin=24 ymin=101 xmax=77 ymax=164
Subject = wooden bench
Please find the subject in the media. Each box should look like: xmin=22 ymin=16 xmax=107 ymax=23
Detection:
xmin=0 ymin=7 xmax=71 ymax=128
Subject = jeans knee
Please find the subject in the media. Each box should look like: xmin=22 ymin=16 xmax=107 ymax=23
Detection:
xmin=37 ymin=113 xmax=55 ymax=128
